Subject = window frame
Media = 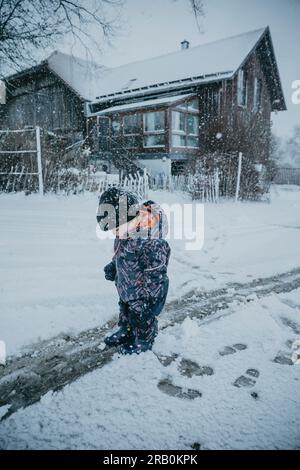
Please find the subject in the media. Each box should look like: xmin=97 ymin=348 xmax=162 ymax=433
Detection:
xmin=97 ymin=115 xmax=111 ymax=152
xmin=237 ymin=68 xmax=248 ymax=107
xmin=171 ymin=98 xmax=200 ymax=150
xmin=122 ymin=113 xmax=142 ymax=149
xmin=253 ymin=77 xmax=263 ymax=112
xmin=143 ymin=110 xmax=166 ymax=148
xmin=122 ymin=113 xmax=141 ymax=136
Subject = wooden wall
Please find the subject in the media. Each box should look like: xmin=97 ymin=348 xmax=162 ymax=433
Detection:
xmin=198 ymin=46 xmax=272 ymax=164
xmin=0 ymin=66 xmax=86 ymax=138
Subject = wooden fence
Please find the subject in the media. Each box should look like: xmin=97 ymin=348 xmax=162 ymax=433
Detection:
xmin=0 ymin=128 xmax=244 ymax=202
xmin=274 ymin=168 xmax=300 ymax=186
xmin=0 ymin=127 xmax=43 ymax=194
xmin=150 ymin=172 xmax=220 ymax=202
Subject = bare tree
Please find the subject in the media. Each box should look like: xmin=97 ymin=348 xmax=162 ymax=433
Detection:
xmin=177 ymin=0 xmax=205 ymax=29
xmin=0 ymin=0 xmax=205 ymax=77
xmin=0 ymin=0 xmax=123 ymax=75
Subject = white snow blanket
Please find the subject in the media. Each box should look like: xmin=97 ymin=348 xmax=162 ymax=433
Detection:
xmin=0 ymin=288 xmax=299 ymax=449
xmin=0 ymin=185 xmax=300 ymax=355
xmin=0 ymin=185 xmax=300 ymax=449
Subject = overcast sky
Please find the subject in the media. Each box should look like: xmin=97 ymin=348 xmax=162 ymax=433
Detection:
xmin=61 ymin=0 xmax=300 ymax=139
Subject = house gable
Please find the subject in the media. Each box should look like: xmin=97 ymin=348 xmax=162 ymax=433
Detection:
xmin=1 ymin=65 xmax=85 ymax=132
xmin=233 ymin=27 xmax=286 ymax=112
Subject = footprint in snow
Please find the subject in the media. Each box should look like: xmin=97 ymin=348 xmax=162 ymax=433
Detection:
xmin=273 ymin=338 xmax=300 ymax=366
xmin=219 ymin=343 xmax=247 ymax=356
xmin=280 ymin=317 xmax=300 ymax=335
xmin=157 ymin=378 xmax=202 ymax=400
xmin=233 ymin=368 xmax=260 ymax=388
xmin=156 ymin=357 xmax=213 ymax=399
xmin=156 ymin=354 xmax=214 ymax=377
xmin=178 ymin=358 xmax=214 ymax=378
xmin=155 ymin=353 xmax=178 ymax=367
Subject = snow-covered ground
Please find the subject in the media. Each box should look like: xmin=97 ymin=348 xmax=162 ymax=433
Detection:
xmin=1 ymin=185 xmax=300 ymax=355
xmin=0 ymin=185 xmax=300 ymax=450
xmin=0 ymin=288 xmax=300 ymax=450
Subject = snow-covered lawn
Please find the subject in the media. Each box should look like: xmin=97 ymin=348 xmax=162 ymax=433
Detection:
xmin=0 ymin=185 xmax=300 ymax=450
xmin=1 ymin=185 xmax=300 ymax=355
xmin=0 ymin=288 xmax=300 ymax=450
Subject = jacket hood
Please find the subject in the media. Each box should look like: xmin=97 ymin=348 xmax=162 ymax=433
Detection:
xmin=116 ymin=200 xmax=169 ymax=240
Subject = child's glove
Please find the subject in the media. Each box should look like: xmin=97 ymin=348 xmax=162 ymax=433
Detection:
xmin=104 ymin=261 xmax=116 ymax=281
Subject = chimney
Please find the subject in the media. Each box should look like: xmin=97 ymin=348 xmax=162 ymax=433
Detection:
xmin=181 ymin=40 xmax=190 ymax=50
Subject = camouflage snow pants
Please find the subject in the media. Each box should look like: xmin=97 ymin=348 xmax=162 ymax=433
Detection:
xmin=118 ymin=279 xmax=169 ymax=344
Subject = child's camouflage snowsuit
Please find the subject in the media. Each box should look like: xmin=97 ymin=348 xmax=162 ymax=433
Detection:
xmin=108 ymin=202 xmax=170 ymax=344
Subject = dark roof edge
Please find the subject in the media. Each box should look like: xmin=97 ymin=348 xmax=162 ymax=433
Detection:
xmin=94 ymin=70 xmax=233 ymax=103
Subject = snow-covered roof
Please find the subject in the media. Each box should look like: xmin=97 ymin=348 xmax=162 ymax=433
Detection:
xmin=95 ymin=93 xmax=195 ymax=115
xmin=47 ymin=51 xmax=106 ymax=101
xmin=93 ymin=27 xmax=267 ymax=102
xmin=4 ymin=26 xmax=285 ymax=111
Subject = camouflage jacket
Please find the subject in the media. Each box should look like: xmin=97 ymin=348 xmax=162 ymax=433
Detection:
xmin=112 ymin=202 xmax=171 ymax=303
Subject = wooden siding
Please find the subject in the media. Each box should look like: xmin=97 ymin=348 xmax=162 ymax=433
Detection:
xmin=197 ymin=45 xmax=272 ymax=164
xmin=0 ymin=67 xmax=85 ymax=135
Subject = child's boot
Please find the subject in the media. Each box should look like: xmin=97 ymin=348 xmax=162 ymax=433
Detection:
xmin=119 ymin=319 xmax=158 ymax=355
xmin=119 ymin=338 xmax=153 ymax=355
xmin=104 ymin=326 xmax=133 ymax=347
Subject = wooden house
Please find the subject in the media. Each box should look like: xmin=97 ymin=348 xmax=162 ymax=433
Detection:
xmin=0 ymin=51 xmax=103 ymax=143
xmin=87 ymin=26 xmax=286 ymax=176
xmin=0 ymin=27 xmax=286 ymax=178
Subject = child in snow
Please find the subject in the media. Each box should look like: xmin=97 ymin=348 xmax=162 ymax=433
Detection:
xmin=97 ymin=187 xmax=170 ymax=355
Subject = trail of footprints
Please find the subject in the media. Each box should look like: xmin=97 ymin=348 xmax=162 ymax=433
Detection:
xmin=156 ymin=345 xmax=261 ymax=400
xmin=157 ymin=316 xmax=300 ymax=400
xmin=273 ymin=316 xmax=300 ymax=365
xmin=156 ymin=343 xmax=258 ymax=400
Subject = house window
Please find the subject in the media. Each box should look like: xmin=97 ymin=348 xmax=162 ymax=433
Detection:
xmin=144 ymin=134 xmax=165 ymax=147
xmin=143 ymin=111 xmax=165 ymax=148
xmin=254 ymin=78 xmax=262 ymax=111
xmin=218 ymin=89 xmax=223 ymax=115
xmin=172 ymin=111 xmax=185 ymax=133
xmin=171 ymin=111 xmax=199 ymax=148
xmin=143 ymin=111 xmax=165 ymax=132
xmin=111 ymin=117 xmax=122 ymax=135
xmin=110 ymin=116 xmax=122 ymax=149
xmin=237 ymin=68 xmax=247 ymax=106
xmin=98 ymin=116 xmax=110 ymax=152
xmin=123 ymin=114 xmax=141 ymax=148
xmin=188 ymin=98 xmax=199 ymax=112
xmin=123 ymin=114 xmax=140 ymax=134
xmin=176 ymin=97 xmax=199 ymax=113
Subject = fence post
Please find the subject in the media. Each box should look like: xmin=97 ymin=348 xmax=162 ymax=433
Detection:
xmin=36 ymin=126 xmax=44 ymax=195
xmin=235 ymin=152 xmax=242 ymax=202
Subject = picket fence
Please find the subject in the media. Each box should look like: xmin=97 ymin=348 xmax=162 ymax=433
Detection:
xmin=0 ymin=165 xmax=224 ymax=203
xmin=150 ymin=171 xmax=220 ymax=202
xmin=0 ymin=164 xmax=150 ymax=199
xmin=274 ymin=168 xmax=300 ymax=186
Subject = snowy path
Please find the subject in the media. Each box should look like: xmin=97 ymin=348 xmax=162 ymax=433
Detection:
xmin=1 ymin=281 xmax=300 ymax=449
xmin=0 ymin=186 xmax=300 ymax=448
xmin=1 ymin=265 xmax=300 ymax=423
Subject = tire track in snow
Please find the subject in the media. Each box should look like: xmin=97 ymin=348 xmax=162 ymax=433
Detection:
xmin=1 ymin=266 xmax=300 ymax=421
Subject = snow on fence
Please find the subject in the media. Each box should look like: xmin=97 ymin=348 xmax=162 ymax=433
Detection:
xmin=0 ymin=128 xmax=243 ymax=202
xmin=0 ymin=127 xmax=150 ymax=199
xmin=122 ymin=169 xmax=150 ymax=200
xmin=150 ymin=171 xmax=220 ymax=202
xmin=274 ymin=168 xmax=300 ymax=186
xmin=0 ymin=127 xmax=43 ymax=194
xmin=41 ymin=168 xmax=150 ymax=199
